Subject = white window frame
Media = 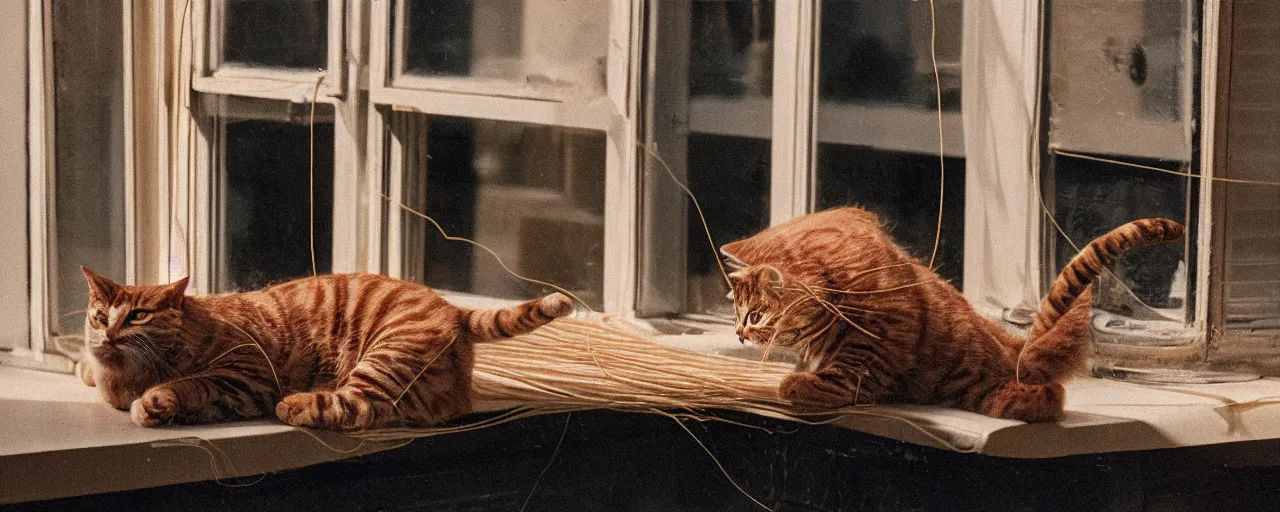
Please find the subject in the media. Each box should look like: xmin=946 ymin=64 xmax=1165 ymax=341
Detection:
xmin=367 ymin=0 xmax=640 ymax=314
xmin=185 ymin=0 xmax=363 ymax=295
xmin=14 ymin=0 xmax=143 ymax=372
xmin=639 ymin=1 xmax=969 ymax=319
xmin=191 ymin=0 xmax=345 ymax=101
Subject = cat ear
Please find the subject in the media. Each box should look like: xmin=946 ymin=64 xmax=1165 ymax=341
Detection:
xmin=81 ymin=266 xmax=120 ymax=301
xmin=759 ymin=265 xmax=784 ymax=286
xmin=160 ymin=276 xmax=190 ymax=309
xmin=727 ymin=269 xmax=746 ymax=283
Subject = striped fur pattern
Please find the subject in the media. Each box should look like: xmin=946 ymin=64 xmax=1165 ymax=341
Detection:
xmin=721 ymin=207 xmax=1183 ymax=422
xmin=78 ymin=270 xmax=573 ymax=430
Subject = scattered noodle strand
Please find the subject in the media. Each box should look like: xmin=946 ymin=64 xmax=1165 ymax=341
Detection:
xmin=641 ymin=143 xmax=733 ymax=287
xmin=927 ymin=0 xmax=946 ymax=270
xmin=520 ymin=412 xmax=572 ymax=512
xmin=669 ymin=416 xmax=773 ymax=511
xmin=309 ymin=69 xmax=326 ymax=277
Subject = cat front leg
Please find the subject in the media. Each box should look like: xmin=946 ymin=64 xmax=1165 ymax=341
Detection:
xmin=130 ymin=372 xmax=277 ymax=427
xmin=780 ymin=363 xmax=893 ymax=409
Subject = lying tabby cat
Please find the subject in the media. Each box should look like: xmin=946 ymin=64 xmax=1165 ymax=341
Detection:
xmin=78 ymin=269 xmax=573 ymax=430
xmin=720 ymin=207 xmax=1183 ymax=422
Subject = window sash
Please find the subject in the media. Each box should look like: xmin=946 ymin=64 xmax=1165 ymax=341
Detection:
xmin=192 ymin=0 xmax=346 ymax=100
xmin=369 ymin=0 xmax=638 ymax=314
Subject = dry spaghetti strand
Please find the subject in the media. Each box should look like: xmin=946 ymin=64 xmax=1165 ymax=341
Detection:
xmin=926 ymin=0 xmax=946 ymax=270
xmin=308 ymin=69 xmax=326 ymax=277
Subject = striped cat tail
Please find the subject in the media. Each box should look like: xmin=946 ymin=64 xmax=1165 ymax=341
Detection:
xmin=462 ymin=293 xmax=575 ymax=342
xmin=1012 ymin=218 xmax=1184 ymax=385
xmin=1030 ymin=218 xmax=1184 ymax=339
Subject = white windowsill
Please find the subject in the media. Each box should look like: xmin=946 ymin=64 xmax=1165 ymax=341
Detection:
xmin=5 ymin=334 xmax=1280 ymax=505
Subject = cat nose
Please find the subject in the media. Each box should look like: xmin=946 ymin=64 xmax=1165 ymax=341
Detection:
xmin=736 ymin=328 xmax=746 ymax=343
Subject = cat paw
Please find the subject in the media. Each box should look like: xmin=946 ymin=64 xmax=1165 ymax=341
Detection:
xmin=277 ymin=390 xmax=376 ymax=431
xmin=131 ymin=388 xmax=178 ymax=427
xmin=779 ymin=372 xmax=844 ymax=410
xmin=276 ymin=393 xmax=321 ymax=428
xmin=538 ymin=293 xmax=574 ymax=318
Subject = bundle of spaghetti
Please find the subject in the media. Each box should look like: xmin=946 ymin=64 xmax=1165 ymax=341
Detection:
xmin=351 ymin=317 xmax=975 ymax=454
xmin=471 ymin=317 xmax=792 ymax=410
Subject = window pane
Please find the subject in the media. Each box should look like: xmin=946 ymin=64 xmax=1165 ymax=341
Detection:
xmin=52 ymin=0 xmax=126 ymax=334
xmin=1221 ymin=1 xmax=1280 ymax=331
xmin=397 ymin=0 xmax=608 ymax=98
xmin=219 ymin=0 xmax=328 ymax=69
xmin=813 ymin=0 xmax=965 ymax=286
xmin=218 ymin=117 xmax=334 ymax=291
xmin=640 ymin=0 xmax=773 ymax=316
xmin=395 ymin=114 xmax=606 ymax=309
xmin=1042 ymin=0 xmax=1197 ymax=340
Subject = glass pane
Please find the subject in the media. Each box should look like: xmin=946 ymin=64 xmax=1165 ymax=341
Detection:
xmin=395 ymin=114 xmax=606 ymax=309
xmin=1221 ymin=1 xmax=1280 ymax=330
xmin=219 ymin=0 xmax=328 ymax=69
xmin=218 ymin=118 xmax=334 ymax=291
xmin=641 ymin=0 xmax=773 ymax=317
xmin=52 ymin=0 xmax=127 ymax=334
xmin=1042 ymin=1 xmax=1198 ymax=343
xmin=813 ymin=0 xmax=965 ymax=286
xmin=1039 ymin=0 xmax=1198 ymax=376
xmin=398 ymin=0 xmax=609 ymax=98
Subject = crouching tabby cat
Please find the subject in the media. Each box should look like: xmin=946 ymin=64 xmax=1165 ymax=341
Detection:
xmin=78 ymin=269 xmax=573 ymax=430
xmin=720 ymin=207 xmax=1183 ymax=422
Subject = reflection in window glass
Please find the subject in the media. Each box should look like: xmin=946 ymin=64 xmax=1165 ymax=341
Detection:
xmin=814 ymin=0 xmax=965 ymax=287
xmin=52 ymin=0 xmax=127 ymax=333
xmin=220 ymin=0 xmax=327 ymax=69
xmin=643 ymin=0 xmax=773 ymax=316
xmin=399 ymin=0 xmax=608 ymax=98
xmin=396 ymin=114 xmax=606 ymax=309
xmin=219 ymin=119 xmax=334 ymax=291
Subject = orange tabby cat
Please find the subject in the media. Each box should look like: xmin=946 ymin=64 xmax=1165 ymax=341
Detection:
xmin=78 ymin=269 xmax=573 ymax=430
xmin=720 ymin=207 xmax=1183 ymax=422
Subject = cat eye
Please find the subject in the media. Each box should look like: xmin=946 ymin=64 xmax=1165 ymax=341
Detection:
xmin=126 ymin=310 xmax=153 ymax=324
xmin=746 ymin=311 xmax=763 ymax=324
xmin=91 ymin=311 xmax=108 ymax=327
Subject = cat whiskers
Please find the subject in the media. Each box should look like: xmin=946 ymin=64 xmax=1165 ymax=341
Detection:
xmin=122 ymin=333 xmax=173 ymax=380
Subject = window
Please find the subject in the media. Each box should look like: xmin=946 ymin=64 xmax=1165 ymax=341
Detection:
xmin=372 ymin=0 xmax=633 ymax=313
xmin=194 ymin=0 xmax=344 ymax=99
xmin=184 ymin=0 xmax=356 ymax=296
xmin=392 ymin=113 xmax=607 ymax=309
xmin=1041 ymin=0 xmax=1208 ymax=380
xmin=10 ymin=0 xmax=1277 ymax=381
xmin=204 ymin=97 xmax=336 ymax=291
xmin=640 ymin=0 xmax=965 ymax=319
xmin=639 ymin=0 xmax=774 ymax=317
xmin=813 ymin=0 xmax=965 ymax=285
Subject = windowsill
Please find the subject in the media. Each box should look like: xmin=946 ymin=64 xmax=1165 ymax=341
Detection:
xmin=6 ymin=336 xmax=1280 ymax=505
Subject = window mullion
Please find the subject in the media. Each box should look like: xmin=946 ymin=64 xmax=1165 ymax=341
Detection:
xmin=769 ymin=0 xmax=817 ymax=226
xmin=601 ymin=0 xmax=640 ymax=316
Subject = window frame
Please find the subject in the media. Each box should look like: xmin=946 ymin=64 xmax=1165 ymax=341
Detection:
xmin=191 ymin=0 xmax=346 ymax=101
xmin=183 ymin=0 xmax=364 ymax=295
xmin=366 ymin=0 xmax=640 ymax=314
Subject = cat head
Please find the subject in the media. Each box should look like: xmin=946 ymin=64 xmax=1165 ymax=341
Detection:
xmin=81 ymin=267 xmax=189 ymax=378
xmin=728 ymin=264 xmax=827 ymax=348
